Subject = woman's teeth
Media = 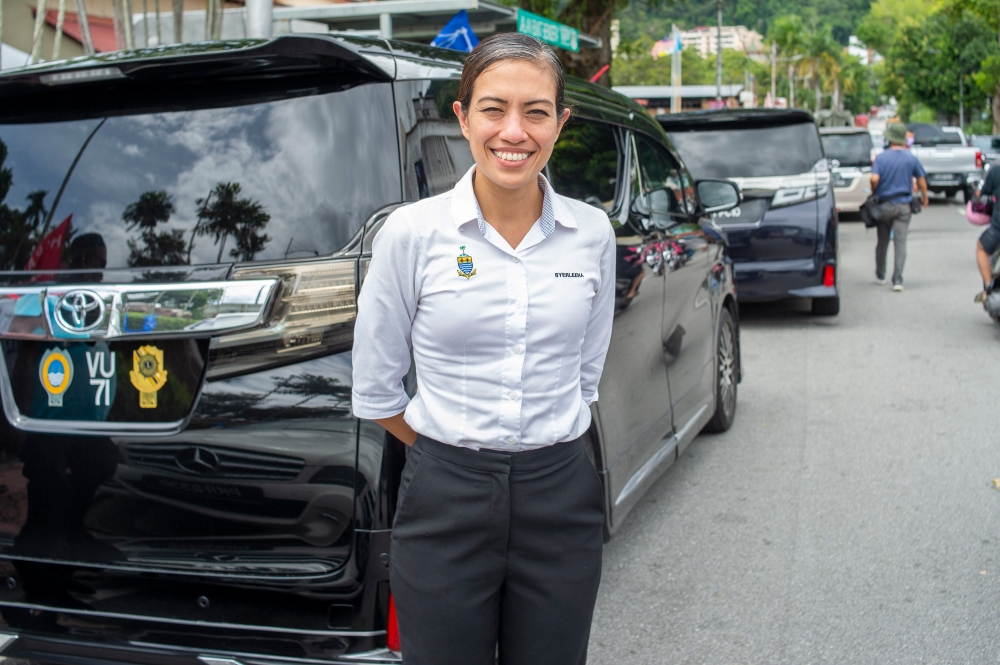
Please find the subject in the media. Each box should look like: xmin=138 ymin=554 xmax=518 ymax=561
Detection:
xmin=492 ymin=150 xmax=531 ymax=163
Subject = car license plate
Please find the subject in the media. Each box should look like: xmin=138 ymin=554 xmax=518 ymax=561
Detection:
xmin=928 ymin=174 xmax=960 ymax=184
xmin=5 ymin=340 xmax=205 ymax=423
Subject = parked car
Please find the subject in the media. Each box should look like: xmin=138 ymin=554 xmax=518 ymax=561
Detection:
xmin=968 ymin=134 xmax=1000 ymax=172
xmin=907 ymin=122 xmax=984 ymax=200
xmin=819 ymin=126 xmax=875 ymax=213
xmin=658 ymin=109 xmax=840 ymax=316
xmin=0 ymin=34 xmax=740 ymax=665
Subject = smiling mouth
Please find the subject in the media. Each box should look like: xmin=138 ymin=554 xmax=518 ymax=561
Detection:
xmin=491 ymin=149 xmax=533 ymax=163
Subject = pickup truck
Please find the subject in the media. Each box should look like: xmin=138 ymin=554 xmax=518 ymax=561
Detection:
xmin=907 ymin=122 xmax=984 ymax=200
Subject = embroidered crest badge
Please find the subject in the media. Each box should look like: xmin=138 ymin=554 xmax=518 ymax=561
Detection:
xmin=456 ymin=246 xmax=477 ymax=279
xmin=39 ymin=348 xmax=74 ymax=407
xmin=129 ymin=345 xmax=168 ymax=409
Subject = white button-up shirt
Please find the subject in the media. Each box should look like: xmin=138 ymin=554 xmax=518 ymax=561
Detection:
xmin=351 ymin=166 xmax=616 ymax=451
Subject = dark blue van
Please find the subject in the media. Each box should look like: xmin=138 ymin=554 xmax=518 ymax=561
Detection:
xmin=658 ymin=110 xmax=839 ymax=315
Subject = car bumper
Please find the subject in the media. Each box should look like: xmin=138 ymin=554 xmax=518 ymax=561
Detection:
xmin=733 ymin=258 xmax=838 ymax=302
xmin=832 ymin=172 xmax=871 ymax=212
xmin=0 ymin=632 xmax=402 ymax=665
xmin=925 ymin=171 xmax=983 ymax=189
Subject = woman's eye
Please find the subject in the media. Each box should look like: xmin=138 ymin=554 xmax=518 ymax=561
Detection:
xmin=480 ymin=107 xmax=503 ymax=114
xmin=528 ymin=110 xmax=550 ymax=117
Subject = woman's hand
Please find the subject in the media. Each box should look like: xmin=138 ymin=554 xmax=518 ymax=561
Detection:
xmin=376 ymin=412 xmax=418 ymax=446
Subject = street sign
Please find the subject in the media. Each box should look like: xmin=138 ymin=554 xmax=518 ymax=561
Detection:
xmin=516 ymin=9 xmax=579 ymax=52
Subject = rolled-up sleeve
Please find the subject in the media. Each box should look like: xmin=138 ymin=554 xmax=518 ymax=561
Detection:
xmin=351 ymin=210 xmax=420 ymax=419
xmin=579 ymin=224 xmax=616 ymax=405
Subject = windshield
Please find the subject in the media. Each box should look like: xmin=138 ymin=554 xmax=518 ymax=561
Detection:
xmin=0 ymin=83 xmax=399 ymax=271
xmin=909 ymin=123 xmax=962 ymax=146
xmin=821 ymin=133 xmax=874 ymax=167
xmin=667 ymin=122 xmax=823 ymax=179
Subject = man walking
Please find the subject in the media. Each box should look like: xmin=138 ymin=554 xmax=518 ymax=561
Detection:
xmin=870 ymin=122 xmax=929 ymax=292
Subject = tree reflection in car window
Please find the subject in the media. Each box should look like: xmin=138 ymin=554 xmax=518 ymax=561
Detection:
xmin=548 ymin=119 xmax=619 ymax=212
xmin=0 ymin=84 xmax=399 ymax=270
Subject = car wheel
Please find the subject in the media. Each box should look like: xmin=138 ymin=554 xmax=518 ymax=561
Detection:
xmin=811 ymin=296 xmax=840 ymax=316
xmin=704 ymin=308 xmax=738 ymax=433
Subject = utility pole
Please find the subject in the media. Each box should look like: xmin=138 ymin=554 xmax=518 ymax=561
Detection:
xmin=959 ymin=74 xmax=965 ymax=131
xmin=671 ymin=24 xmax=681 ymax=114
xmin=247 ymin=0 xmax=272 ymax=37
xmin=789 ymin=64 xmax=795 ymax=108
xmin=715 ymin=0 xmax=722 ymax=102
xmin=771 ymin=40 xmax=777 ymax=104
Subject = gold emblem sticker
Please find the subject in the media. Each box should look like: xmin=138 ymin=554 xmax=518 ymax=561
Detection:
xmin=129 ymin=345 xmax=167 ymax=408
xmin=39 ymin=348 xmax=74 ymax=407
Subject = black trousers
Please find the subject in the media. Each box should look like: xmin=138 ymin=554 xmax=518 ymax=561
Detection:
xmin=390 ymin=434 xmax=605 ymax=665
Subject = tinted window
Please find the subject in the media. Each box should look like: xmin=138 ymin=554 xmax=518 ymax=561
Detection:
xmin=0 ymin=83 xmax=399 ymax=271
xmin=821 ymin=133 xmax=874 ymax=167
xmin=908 ymin=123 xmax=961 ymax=146
xmin=668 ymin=122 xmax=823 ymax=179
xmin=395 ymin=80 xmax=475 ymax=200
xmin=633 ymin=133 xmax=687 ymax=228
xmin=548 ymin=118 xmax=620 ymax=212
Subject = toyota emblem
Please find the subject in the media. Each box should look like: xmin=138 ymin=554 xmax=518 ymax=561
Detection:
xmin=54 ymin=290 xmax=106 ymax=333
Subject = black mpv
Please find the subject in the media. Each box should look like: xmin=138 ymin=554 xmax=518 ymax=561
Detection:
xmin=0 ymin=34 xmax=740 ymax=665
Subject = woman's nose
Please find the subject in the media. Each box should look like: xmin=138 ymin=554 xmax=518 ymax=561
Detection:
xmin=497 ymin=112 xmax=528 ymax=143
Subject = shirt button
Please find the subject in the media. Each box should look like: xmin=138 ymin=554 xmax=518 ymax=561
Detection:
xmin=506 ymin=436 xmax=516 ymax=445
xmin=512 ymin=345 xmax=522 ymax=355
xmin=512 ymin=257 xmax=519 ymax=263
xmin=508 ymin=391 xmax=519 ymax=401
xmin=515 ymin=300 xmax=523 ymax=309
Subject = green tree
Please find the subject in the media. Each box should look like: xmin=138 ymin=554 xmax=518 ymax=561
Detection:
xmin=123 ymin=190 xmax=188 ymax=267
xmin=195 ymin=182 xmax=271 ymax=263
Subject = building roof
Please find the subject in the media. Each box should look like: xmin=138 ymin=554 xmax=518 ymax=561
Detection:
xmin=613 ymin=84 xmax=744 ymax=100
xmin=43 ymin=9 xmax=118 ymax=53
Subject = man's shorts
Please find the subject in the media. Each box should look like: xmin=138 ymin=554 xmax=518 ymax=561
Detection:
xmin=980 ymin=224 xmax=1000 ymax=255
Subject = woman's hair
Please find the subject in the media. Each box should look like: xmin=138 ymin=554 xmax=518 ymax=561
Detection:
xmin=456 ymin=32 xmax=567 ymax=117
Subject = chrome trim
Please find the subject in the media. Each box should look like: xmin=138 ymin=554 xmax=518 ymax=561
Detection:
xmin=130 ymin=642 xmax=399 ymax=665
xmin=0 ymin=279 xmax=279 ymax=341
xmin=615 ymin=403 xmax=709 ymax=507
xmin=200 ymin=658 xmax=245 ymax=665
xmin=0 ymin=600 xmax=385 ymax=637
xmin=0 ymin=632 xmax=17 ymax=654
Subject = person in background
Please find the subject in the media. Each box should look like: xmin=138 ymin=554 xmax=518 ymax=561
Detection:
xmin=973 ymin=168 xmax=1000 ymax=302
xmin=870 ymin=122 xmax=929 ymax=292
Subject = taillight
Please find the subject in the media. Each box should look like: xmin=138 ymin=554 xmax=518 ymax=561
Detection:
xmin=208 ymin=257 xmax=357 ymax=379
xmin=387 ymin=593 xmax=401 ymax=652
xmin=976 ymin=150 xmax=984 ymax=169
xmin=822 ymin=264 xmax=835 ymax=288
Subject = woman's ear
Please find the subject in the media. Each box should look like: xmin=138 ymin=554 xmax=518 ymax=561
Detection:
xmin=453 ymin=101 xmax=471 ymax=140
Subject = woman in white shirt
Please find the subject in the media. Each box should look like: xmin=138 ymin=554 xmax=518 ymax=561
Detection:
xmin=352 ymin=33 xmax=616 ymax=664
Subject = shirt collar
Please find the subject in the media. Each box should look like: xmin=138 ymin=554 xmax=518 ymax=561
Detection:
xmin=450 ymin=165 xmax=577 ymax=238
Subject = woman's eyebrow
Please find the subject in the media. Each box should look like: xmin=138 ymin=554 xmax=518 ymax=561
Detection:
xmin=477 ymin=96 xmax=508 ymax=104
xmin=524 ymin=99 xmax=555 ymax=107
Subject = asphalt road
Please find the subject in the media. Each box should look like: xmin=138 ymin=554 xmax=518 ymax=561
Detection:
xmin=588 ymin=199 xmax=1000 ymax=664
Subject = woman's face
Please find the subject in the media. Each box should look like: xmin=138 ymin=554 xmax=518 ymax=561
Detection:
xmin=454 ymin=59 xmax=570 ymax=193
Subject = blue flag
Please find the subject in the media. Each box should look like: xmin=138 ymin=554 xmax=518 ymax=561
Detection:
xmin=431 ymin=10 xmax=480 ymax=52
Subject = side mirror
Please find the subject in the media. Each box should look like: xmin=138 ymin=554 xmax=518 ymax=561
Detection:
xmin=696 ymin=179 xmax=742 ymax=214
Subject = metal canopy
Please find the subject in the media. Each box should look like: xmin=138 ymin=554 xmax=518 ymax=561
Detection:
xmin=271 ymin=0 xmax=601 ymax=48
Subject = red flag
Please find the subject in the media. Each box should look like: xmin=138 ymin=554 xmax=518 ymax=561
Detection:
xmin=25 ymin=215 xmax=72 ymax=271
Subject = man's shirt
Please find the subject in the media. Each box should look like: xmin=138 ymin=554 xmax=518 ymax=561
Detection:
xmin=351 ymin=166 xmax=616 ymax=451
xmin=873 ymin=147 xmax=926 ymax=203
xmin=977 ymin=164 xmax=1000 ymax=231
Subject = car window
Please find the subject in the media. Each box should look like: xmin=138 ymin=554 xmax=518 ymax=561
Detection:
xmin=821 ymin=133 xmax=874 ymax=167
xmin=394 ymin=80 xmax=476 ymax=200
xmin=0 ymin=83 xmax=400 ymax=270
xmin=548 ymin=118 xmax=620 ymax=213
xmin=632 ymin=133 xmax=686 ymax=229
xmin=668 ymin=122 xmax=823 ymax=179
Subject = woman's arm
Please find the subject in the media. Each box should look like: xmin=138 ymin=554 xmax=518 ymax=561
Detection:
xmin=351 ymin=211 xmax=421 ymax=430
xmin=579 ymin=225 xmax=617 ymax=405
xmin=376 ymin=412 xmax=418 ymax=446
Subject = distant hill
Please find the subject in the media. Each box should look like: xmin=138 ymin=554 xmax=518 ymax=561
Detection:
xmin=617 ymin=0 xmax=871 ymax=46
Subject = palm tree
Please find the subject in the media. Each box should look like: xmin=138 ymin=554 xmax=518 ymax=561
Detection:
xmin=122 ymin=190 xmax=187 ymax=267
xmin=195 ymin=182 xmax=271 ymax=263
xmin=804 ymin=29 xmax=839 ymax=112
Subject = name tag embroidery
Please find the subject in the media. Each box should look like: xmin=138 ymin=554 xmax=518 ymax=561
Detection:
xmin=555 ymin=272 xmax=584 ymax=278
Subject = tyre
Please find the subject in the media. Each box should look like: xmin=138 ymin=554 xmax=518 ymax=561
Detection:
xmin=704 ymin=308 xmax=738 ymax=433
xmin=811 ymin=296 xmax=840 ymax=316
